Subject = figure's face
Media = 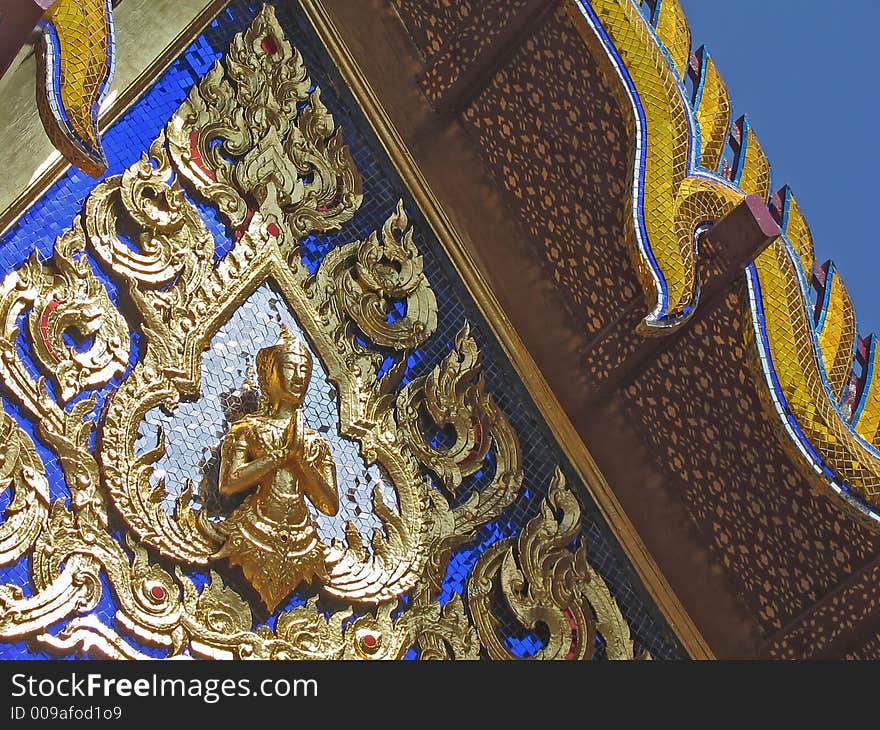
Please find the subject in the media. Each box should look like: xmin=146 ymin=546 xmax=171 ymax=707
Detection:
xmin=256 ymin=335 xmax=312 ymax=408
xmin=275 ymin=354 xmax=310 ymax=405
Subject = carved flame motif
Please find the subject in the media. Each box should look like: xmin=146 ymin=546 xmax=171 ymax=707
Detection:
xmin=166 ymin=5 xmax=362 ymax=236
xmin=397 ymin=322 xmax=494 ymax=492
xmin=0 ymin=5 xmax=637 ymax=660
xmin=469 ymin=469 xmax=637 ymax=660
xmin=0 ymin=408 xmax=50 ymax=567
xmin=86 ymin=139 xmax=215 ymax=305
xmin=14 ymin=226 xmax=129 ymax=404
xmin=330 ymin=200 xmax=438 ymax=350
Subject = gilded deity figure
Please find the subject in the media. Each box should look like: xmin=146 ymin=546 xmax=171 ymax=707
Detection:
xmin=215 ymin=327 xmax=339 ymax=612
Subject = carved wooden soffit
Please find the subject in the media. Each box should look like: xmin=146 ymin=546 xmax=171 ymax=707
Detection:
xmin=416 ymin=0 xmax=562 ymax=117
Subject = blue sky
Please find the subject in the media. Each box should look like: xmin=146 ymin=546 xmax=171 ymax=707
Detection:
xmin=679 ymin=0 xmax=880 ymax=335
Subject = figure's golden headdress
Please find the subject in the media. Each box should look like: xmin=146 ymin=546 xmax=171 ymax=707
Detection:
xmin=275 ymin=325 xmax=311 ymax=362
xmin=255 ymin=325 xmax=312 ymax=389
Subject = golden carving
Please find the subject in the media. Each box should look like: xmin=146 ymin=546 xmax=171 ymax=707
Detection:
xmin=0 ymin=223 xmax=112 ymax=528
xmin=397 ymin=322 xmax=492 ymax=492
xmin=318 ymin=200 xmax=438 ymax=351
xmin=166 ymin=4 xmax=362 ymax=234
xmin=0 ymin=408 xmax=50 ymax=566
xmin=469 ymin=469 xmax=636 ymax=660
xmin=86 ymin=143 xmax=214 ymax=297
xmin=215 ymin=328 xmax=340 ymax=611
xmin=0 ymin=4 xmax=643 ymax=660
xmin=11 ymin=225 xmax=128 ymax=404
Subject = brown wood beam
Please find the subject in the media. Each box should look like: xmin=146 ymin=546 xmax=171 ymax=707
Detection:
xmin=418 ymin=0 xmax=560 ymax=117
xmin=759 ymin=552 xmax=880 ymax=659
xmin=586 ymin=194 xmax=780 ymax=402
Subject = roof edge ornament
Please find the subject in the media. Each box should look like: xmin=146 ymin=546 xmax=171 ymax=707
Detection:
xmin=568 ymin=0 xmax=880 ymax=525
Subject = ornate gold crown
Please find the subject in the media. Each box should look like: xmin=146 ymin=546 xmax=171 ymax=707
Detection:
xmin=271 ymin=325 xmax=311 ymax=363
xmin=255 ymin=325 xmax=312 ymax=387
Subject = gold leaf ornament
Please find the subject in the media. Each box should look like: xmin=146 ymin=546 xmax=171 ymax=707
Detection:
xmin=468 ymin=469 xmax=635 ymax=660
xmin=166 ymin=5 xmax=362 ymax=236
